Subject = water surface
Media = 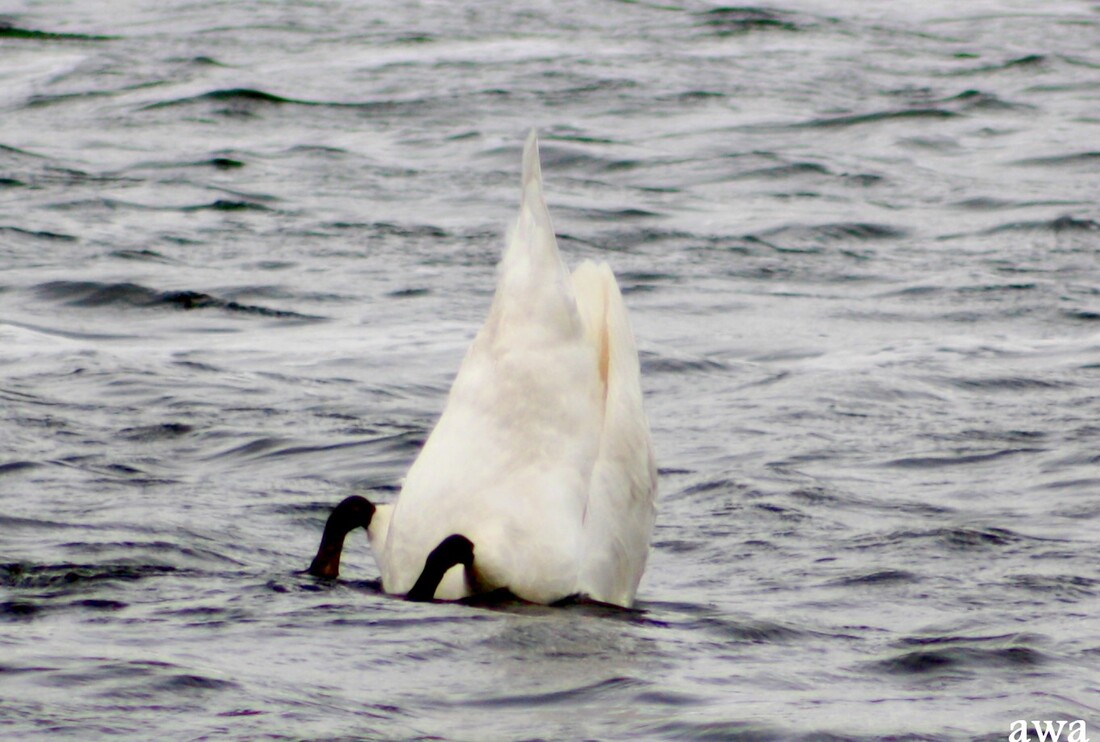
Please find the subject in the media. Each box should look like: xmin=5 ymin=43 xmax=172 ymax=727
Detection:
xmin=2 ymin=1 xmax=1099 ymax=739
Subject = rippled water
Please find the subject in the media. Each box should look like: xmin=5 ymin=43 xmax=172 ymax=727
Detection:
xmin=2 ymin=1 xmax=1099 ymax=739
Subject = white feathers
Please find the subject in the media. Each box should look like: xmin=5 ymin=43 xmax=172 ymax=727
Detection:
xmin=368 ymin=131 xmax=657 ymax=607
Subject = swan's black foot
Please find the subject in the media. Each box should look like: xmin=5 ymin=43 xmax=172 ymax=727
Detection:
xmin=308 ymin=495 xmax=375 ymax=579
xmin=406 ymin=534 xmax=475 ymax=602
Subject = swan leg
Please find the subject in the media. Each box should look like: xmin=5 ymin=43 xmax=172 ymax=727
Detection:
xmin=406 ymin=534 xmax=475 ymax=602
xmin=308 ymin=495 xmax=376 ymax=578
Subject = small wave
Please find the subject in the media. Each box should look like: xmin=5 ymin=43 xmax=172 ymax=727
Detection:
xmin=0 ymin=225 xmax=78 ymax=242
xmin=460 ymin=676 xmax=642 ymax=709
xmin=1063 ymin=309 xmax=1100 ymax=322
xmin=566 ymin=206 xmax=661 ymax=221
xmin=204 ymin=436 xmax=290 ymax=461
xmin=689 ymin=615 xmax=805 ymax=644
xmin=34 ymin=281 xmax=320 ymax=319
xmin=675 ymin=477 xmax=745 ymax=500
xmin=957 ymin=53 xmax=1048 ymax=75
xmin=324 ymin=221 xmax=448 ymax=240
xmin=181 ymin=198 xmax=272 ymax=212
xmin=1 ymin=562 xmax=179 ymax=590
xmin=865 ymin=526 xmax=1033 ymax=552
xmin=141 ymin=87 xmax=296 ymax=111
xmin=109 ymin=248 xmax=175 ymax=262
xmin=496 ymin=142 xmax=634 ymax=174
xmin=118 ymin=423 xmax=194 ymax=441
xmin=1 ymin=562 xmax=176 ymax=620
xmin=640 ymin=350 xmax=729 ymax=375
xmin=1005 ymin=573 xmax=1098 ymax=598
xmin=945 ymin=89 xmax=1031 ymax=112
xmin=0 ymin=22 xmax=115 ymax=41
xmin=697 ymin=6 xmax=806 ymax=36
xmin=747 ymin=222 xmax=905 ymax=252
xmin=875 ymin=641 xmax=1046 ymax=676
xmin=952 ymin=196 xmax=1085 ymax=211
xmin=788 ymin=108 xmax=957 ymax=129
xmin=884 ymin=448 xmax=1044 ymax=468
xmin=935 ymin=375 xmax=1070 ymax=392
xmin=0 ymin=460 xmax=39 ymax=475
xmin=828 ymin=569 xmax=920 ymax=587
xmin=0 ymin=600 xmax=46 ymax=620
xmin=44 ymin=659 xmax=237 ymax=700
xmin=733 ymin=162 xmax=831 ymax=180
xmin=57 ymin=540 xmax=244 ymax=566
xmin=133 ymin=156 xmax=247 ymax=171
xmin=140 ymin=87 xmax=426 ymax=117
xmin=979 ymin=215 xmax=1100 ymax=235
xmin=646 ymin=719 xmax=807 ymax=741
xmin=257 ymin=438 xmax=374 ymax=462
xmin=46 ymin=196 xmax=263 ymax=213
xmin=25 ymin=90 xmax=119 ymax=109
xmin=152 ymin=673 xmax=240 ymax=696
xmin=0 ymin=142 xmax=47 ymax=160
xmin=1012 ymin=151 xmax=1100 ymax=168
xmin=562 ymin=226 xmax=697 ymax=254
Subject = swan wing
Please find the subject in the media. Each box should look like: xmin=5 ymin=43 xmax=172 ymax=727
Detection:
xmin=572 ymin=261 xmax=658 ymax=606
xmin=381 ymin=132 xmax=603 ymax=603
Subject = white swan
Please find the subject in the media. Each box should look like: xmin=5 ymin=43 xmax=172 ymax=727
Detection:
xmin=309 ymin=131 xmax=657 ymax=608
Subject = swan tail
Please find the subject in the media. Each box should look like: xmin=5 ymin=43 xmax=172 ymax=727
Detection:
xmin=484 ymin=131 xmax=580 ymax=347
xmin=572 ymin=261 xmax=658 ymax=607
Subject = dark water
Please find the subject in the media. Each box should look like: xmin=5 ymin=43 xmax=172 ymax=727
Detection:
xmin=2 ymin=1 xmax=1099 ymax=739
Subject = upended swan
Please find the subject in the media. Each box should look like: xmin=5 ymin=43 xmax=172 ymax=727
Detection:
xmin=308 ymin=131 xmax=657 ymax=607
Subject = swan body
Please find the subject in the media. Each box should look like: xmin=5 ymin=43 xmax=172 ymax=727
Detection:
xmin=316 ymin=131 xmax=657 ymax=607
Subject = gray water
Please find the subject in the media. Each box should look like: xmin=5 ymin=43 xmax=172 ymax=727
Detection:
xmin=2 ymin=1 xmax=1099 ymax=739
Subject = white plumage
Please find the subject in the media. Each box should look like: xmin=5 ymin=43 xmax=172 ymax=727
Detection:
xmin=366 ymin=131 xmax=657 ymax=607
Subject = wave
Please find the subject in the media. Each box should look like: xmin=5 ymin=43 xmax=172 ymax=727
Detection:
xmin=944 ymin=88 xmax=1032 ymax=112
xmin=885 ymin=448 xmax=1044 ymax=468
xmin=1 ymin=562 xmax=179 ymax=590
xmin=787 ymin=108 xmax=958 ymax=129
xmin=484 ymin=142 xmax=636 ymax=174
xmin=140 ymin=87 xmax=428 ymax=116
xmin=877 ymin=645 xmax=1045 ymax=676
xmin=0 ymin=22 xmax=115 ymax=41
xmin=858 ymin=526 xmax=1040 ymax=553
xmin=936 ymin=215 xmax=1100 ymax=241
xmin=141 ymin=87 xmax=298 ymax=110
xmin=980 ymin=215 xmax=1100 ymax=235
xmin=1006 ymin=573 xmax=1098 ymax=598
xmin=459 ymin=676 xmax=642 ymax=709
xmin=950 ymin=53 xmax=1048 ymax=76
xmin=952 ymin=196 xmax=1086 ymax=210
xmin=1011 ymin=151 xmax=1100 ymax=168
xmin=34 ymin=281 xmax=321 ymax=319
xmin=732 ymin=162 xmax=831 ymax=180
xmin=0 ymin=461 xmax=39 ymax=475
xmin=640 ymin=350 xmax=729 ymax=375
xmin=827 ymin=569 xmax=921 ymax=587
xmin=697 ymin=6 xmax=808 ymax=36
xmin=0 ymin=225 xmax=78 ymax=242
xmin=747 ymin=222 xmax=906 ymax=251
xmin=876 ymin=633 xmax=1047 ymax=677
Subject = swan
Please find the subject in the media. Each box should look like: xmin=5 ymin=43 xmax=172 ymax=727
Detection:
xmin=308 ymin=131 xmax=657 ymax=607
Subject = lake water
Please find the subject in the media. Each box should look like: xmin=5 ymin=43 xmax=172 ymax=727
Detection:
xmin=2 ymin=1 xmax=1099 ymax=739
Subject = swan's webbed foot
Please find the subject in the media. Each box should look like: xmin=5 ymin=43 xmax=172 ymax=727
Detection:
xmin=406 ymin=534 xmax=475 ymax=602
xmin=308 ymin=495 xmax=375 ymax=579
